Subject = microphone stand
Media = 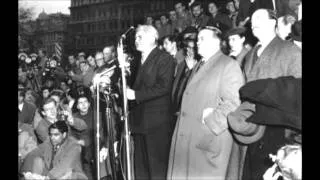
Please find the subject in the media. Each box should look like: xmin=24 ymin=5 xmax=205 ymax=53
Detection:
xmin=118 ymin=36 xmax=134 ymax=180
xmin=96 ymin=82 xmax=101 ymax=180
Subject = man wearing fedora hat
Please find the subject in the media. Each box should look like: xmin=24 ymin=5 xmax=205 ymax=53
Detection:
xmin=227 ymin=8 xmax=301 ymax=180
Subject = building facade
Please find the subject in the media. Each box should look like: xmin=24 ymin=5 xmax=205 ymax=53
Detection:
xmin=68 ymin=0 xmax=180 ymax=55
xmin=34 ymin=11 xmax=70 ymax=58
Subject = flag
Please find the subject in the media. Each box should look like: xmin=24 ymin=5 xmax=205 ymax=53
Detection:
xmin=55 ymin=42 xmax=62 ymax=60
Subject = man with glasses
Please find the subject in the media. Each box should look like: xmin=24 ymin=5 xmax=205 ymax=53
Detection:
xmin=167 ymin=26 xmax=244 ymax=179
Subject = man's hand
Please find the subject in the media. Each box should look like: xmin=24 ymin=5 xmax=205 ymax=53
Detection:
xmin=263 ymin=163 xmax=282 ymax=180
xmin=24 ymin=172 xmax=48 ymax=180
xmin=126 ymin=88 xmax=135 ymax=100
xmin=100 ymin=147 xmax=109 ymax=163
xmin=78 ymin=139 xmax=85 ymax=146
xmin=202 ymin=108 xmax=214 ymax=124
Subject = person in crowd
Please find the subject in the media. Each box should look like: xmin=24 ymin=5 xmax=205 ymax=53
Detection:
xmin=59 ymin=80 xmax=70 ymax=94
xmin=226 ymin=27 xmax=251 ymax=70
xmin=174 ymin=1 xmax=193 ymax=33
xmin=207 ymin=1 xmax=233 ymax=34
xmin=181 ymin=26 xmax=198 ymax=40
xmin=37 ymin=49 xmax=48 ymax=71
xmin=163 ymin=34 xmax=185 ymax=75
xmin=25 ymin=88 xmax=39 ymax=107
xmin=190 ymin=1 xmax=210 ymax=29
xmin=70 ymin=95 xmax=95 ymax=180
xmin=19 ymin=120 xmax=38 ymax=173
xmin=69 ymin=60 xmax=94 ymax=88
xmin=19 ymin=88 xmax=37 ymax=125
xmin=276 ymin=14 xmax=296 ymax=41
xmin=35 ymin=98 xmax=87 ymax=143
xmin=263 ymin=144 xmax=301 ymax=180
xmin=291 ymin=19 xmax=301 ymax=49
xmin=226 ymin=0 xmax=239 ymax=28
xmin=160 ymin=15 xmax=172 ymax=38
xmin=87 ymin=55 xmax=96 ymax=69
xmin=227 ymin=9 xmax=301 ymax=180
xmin=171 ymin=37 xmax=199 ymax=127
xmin=145 ymin=16 xmax=154 ymax=26
xmin=103 ymin=45 xmax=117 ymax=67
xmin=154 ymin=19 xmax=164 ymax=38
xmin=123 ymin=25 xmax=175 ymax=179
xmin=167 ymin=26 xmax=244 ymax=179
xmin=65 ymin=54 xmax=81 ymax=75
xmin=169 ymin=10 xmax=179 ymax=35
xmin=94 ymin=52 xmax=106 ymax=73
xmin=22 ymin=121 xmax=87 ymax=180
xmin=41 ymin=86 xmax=52 ymax=100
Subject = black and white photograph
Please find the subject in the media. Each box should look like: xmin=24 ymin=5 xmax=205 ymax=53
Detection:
xmin=18 ymin=0 xmax=301 ymax=179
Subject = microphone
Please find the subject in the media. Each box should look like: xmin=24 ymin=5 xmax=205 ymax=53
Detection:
xmin=121 ymin=26 xmax=135 ymax=39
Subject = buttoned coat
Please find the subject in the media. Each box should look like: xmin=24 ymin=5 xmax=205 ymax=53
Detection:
xmin=26 ymin=136 xmax=87 ymax=179
xmin=228 ymin=36 xmax=302 ymax=180
xmin=167 ymin=51 xmax=244 ymax=180
xmin=130 ymin=47 xmax=175 ymax=133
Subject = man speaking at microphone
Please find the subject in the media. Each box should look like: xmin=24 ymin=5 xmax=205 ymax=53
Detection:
xmin=124 ymin=25 xmax=176 ymax=180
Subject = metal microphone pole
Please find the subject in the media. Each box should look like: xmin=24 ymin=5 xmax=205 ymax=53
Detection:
xmin=96 ymin=84 xmax=100 ymax=180
xmin=118 ymin=36 xmax=134 ymax=180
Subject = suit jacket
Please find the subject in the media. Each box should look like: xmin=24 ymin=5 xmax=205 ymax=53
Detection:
xmin=171 ymin=60 xmax=193 ymax=114
xmin=28 ymin=136 xmax=86 ymax=179
xmin=130 ymin=47 xmax=175 ymax=133
xmin=228 ymin=36 xmax=301 ymax=180
xmin=167 ymin=50 xmax=244 ymax=179
xmin=19 ymin=101 xmax=37 ymax=125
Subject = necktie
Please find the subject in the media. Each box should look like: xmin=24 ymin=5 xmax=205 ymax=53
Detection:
xmin=251 ymin=45 xmax=262 ymax=67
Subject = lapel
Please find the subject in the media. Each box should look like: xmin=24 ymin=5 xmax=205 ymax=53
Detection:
xmin=254 ymin=36 xmax=281 ymax=68
xmin=171 ymin=61 xmax=186 ymax=100
xmin=186 ymin=51 xmax=223 ymax=89
xmin=133 ymin=47 xmax=159 ymax=89
xmin=43 ymin=141 xmax=53 ymax=169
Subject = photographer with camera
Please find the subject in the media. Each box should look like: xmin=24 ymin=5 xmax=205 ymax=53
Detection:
xmin=41 ymin=56 xmax=67 ymax=86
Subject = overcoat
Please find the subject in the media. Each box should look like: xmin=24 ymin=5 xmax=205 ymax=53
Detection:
xmin=167 ymin=51 xmax=244 ymax=180
xmin=228 ymin=36 xmax=302 ymax=180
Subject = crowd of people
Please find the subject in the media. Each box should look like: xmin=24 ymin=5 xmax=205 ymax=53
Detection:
xmin=18 ymin=0 xmax=302 ymax=180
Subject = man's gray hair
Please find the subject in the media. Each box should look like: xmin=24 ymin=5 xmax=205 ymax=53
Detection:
xmin=136 ymin=25 xmax=159 ymax=42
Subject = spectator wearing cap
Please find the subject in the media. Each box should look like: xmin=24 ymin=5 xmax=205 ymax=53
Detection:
xmin=226 ymin=27 xmax=251 ymax=70
xmin=190 ymin=2 xmax=210 ymax=30
xmin=207 ymin=1 xmax=233 ymax=34
xmin=227 ymin=9 xmax=301 ymax=180
xmin=69 ymin=60 xmax=94 ymax=88
xmin=174 ymin=2 xmax=193 ymax=33
xmin=181 ymin=26 xmax=198 ymax=40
